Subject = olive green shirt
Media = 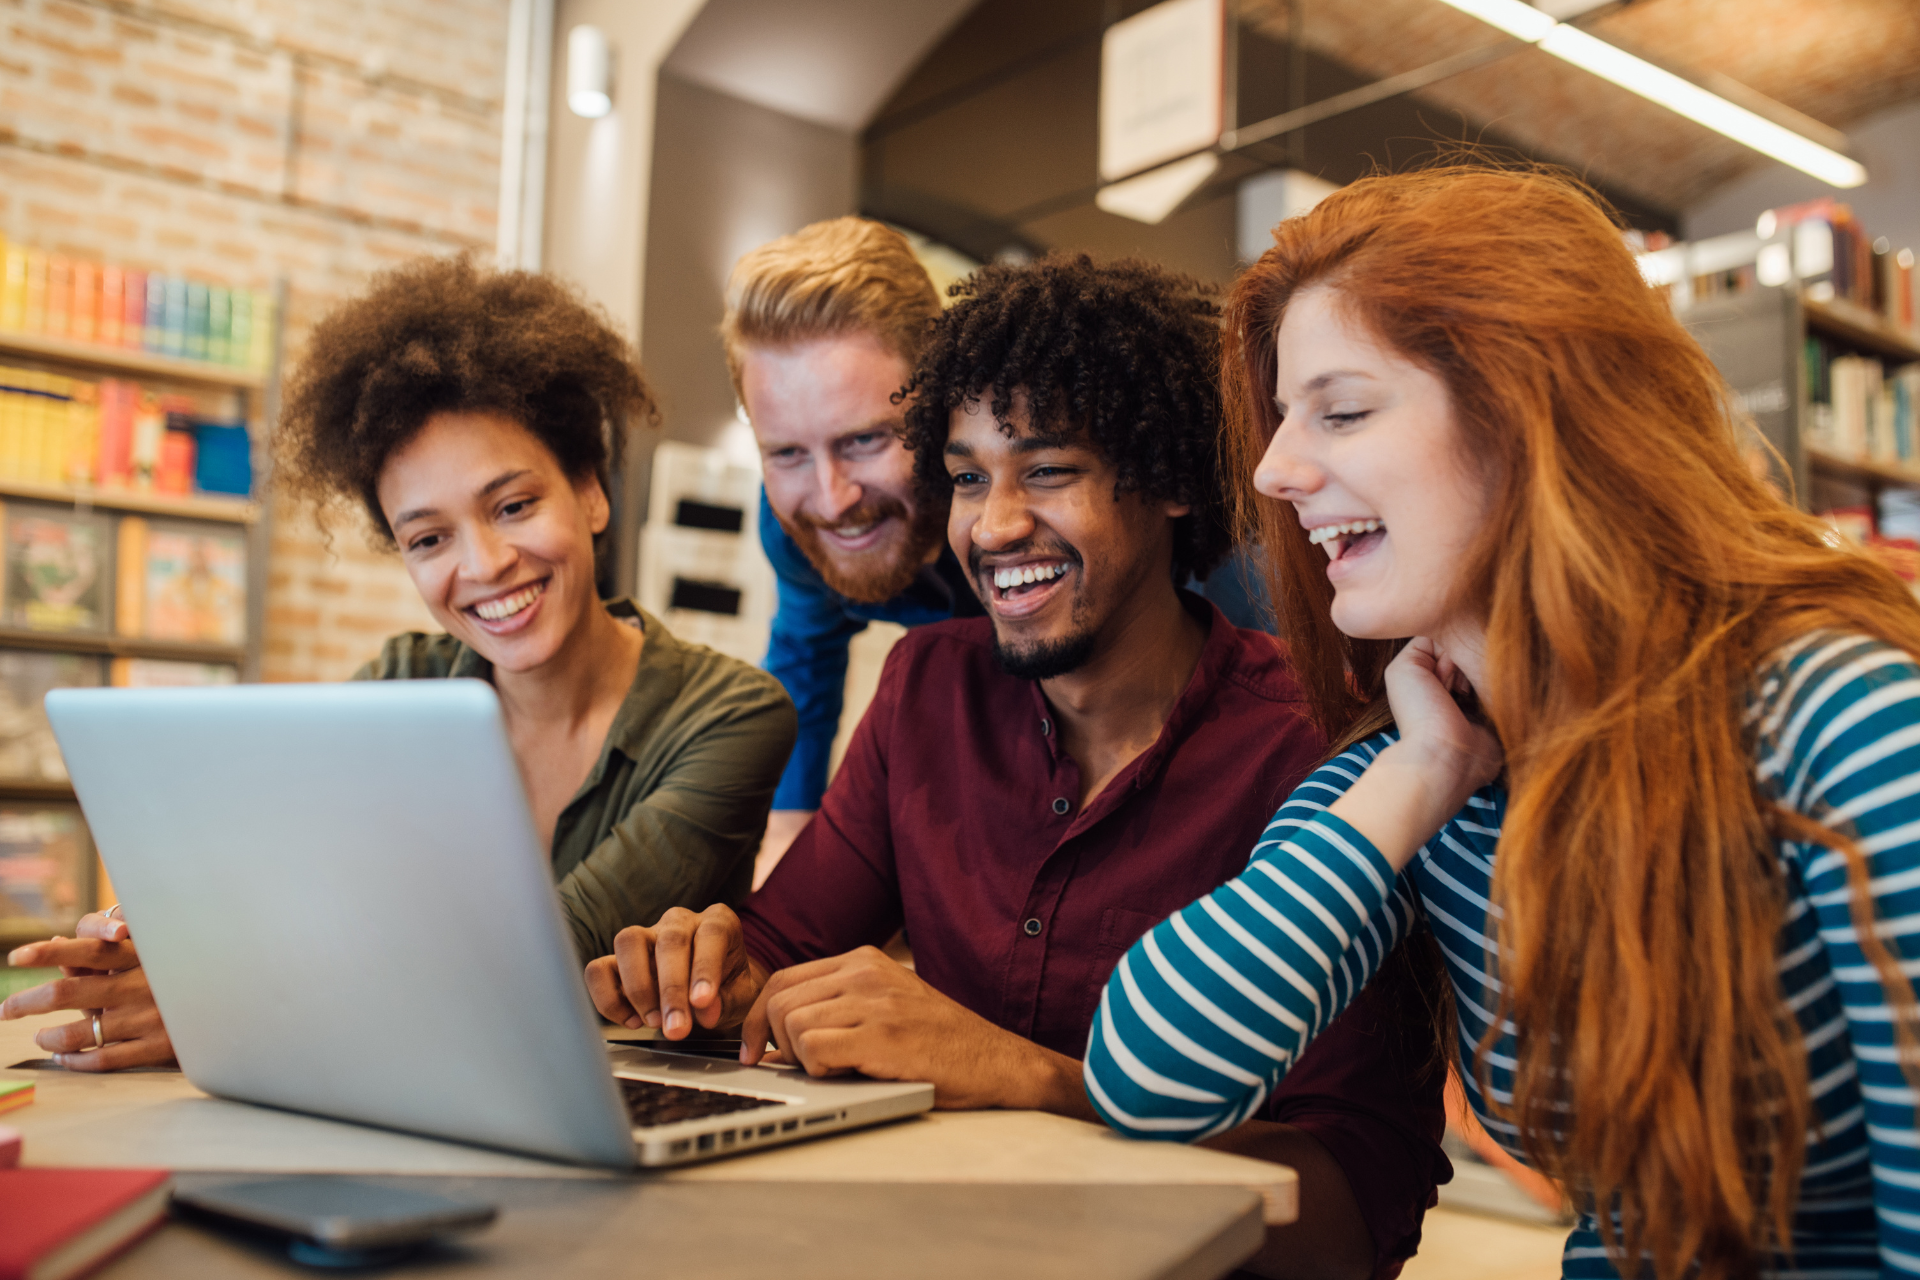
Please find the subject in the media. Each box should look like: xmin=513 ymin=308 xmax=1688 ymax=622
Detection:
xmin=353 ymin=599 xmax=797 ymax=963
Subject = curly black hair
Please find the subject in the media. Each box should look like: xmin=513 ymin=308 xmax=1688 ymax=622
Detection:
xmin=275 ymin=254 xmax=655 ymax=549
xmin=898 ymin=253 xmax=1228 ymax=581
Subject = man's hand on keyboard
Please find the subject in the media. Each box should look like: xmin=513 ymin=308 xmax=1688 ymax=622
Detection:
xmin=586 ymin=905 xmax=771 ymax=1044
xmin=740 ymin=945 xmax=1096 ymax=1117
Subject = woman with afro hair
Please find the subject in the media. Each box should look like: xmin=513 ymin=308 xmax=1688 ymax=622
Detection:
xmin=4 ymin=256 xmax=796 ymax=1069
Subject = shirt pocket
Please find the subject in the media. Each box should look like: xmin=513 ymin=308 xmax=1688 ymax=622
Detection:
xmin=1080 ymin=905 xmax=1167 ymax=1026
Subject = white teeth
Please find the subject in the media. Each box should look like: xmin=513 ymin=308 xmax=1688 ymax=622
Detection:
xmin=992 ymin=563 xmax=1066 ymax=590
xmin=1305 ymin=519 xmax=1384 ymax=547
xmin=831 ymin=523 xmax=874 ymax=538
xmin=473 ymin=582 xmax=544 ymax=621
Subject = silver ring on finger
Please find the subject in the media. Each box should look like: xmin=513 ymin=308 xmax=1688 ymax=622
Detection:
xmin=104 ymin=903 xmax=122 ymax=920
xmin=90 ymin=1010 xmax=104 ymax=1050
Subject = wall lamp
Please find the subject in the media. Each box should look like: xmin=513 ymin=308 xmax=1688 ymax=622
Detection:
xmin=1433 ymin=0 xmax=1866 ymax=188
xmin=567 ymin=24 xmax=613 ymax=119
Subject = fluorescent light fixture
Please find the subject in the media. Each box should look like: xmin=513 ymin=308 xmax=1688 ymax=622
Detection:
xmin=1437 ymin=0 xmax=1554 ymax=41
xmin=567 ymin=24 xmax=612 ymax=119
xmin=1095 ymin=152 xmax=1221 ymax=224
xmin=1432 ymin=0 xmax=1866 ymax=188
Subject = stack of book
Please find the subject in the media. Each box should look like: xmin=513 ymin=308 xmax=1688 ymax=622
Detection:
xmin=0 ymin=367 xmax=252 ymax=499
xmin=0 ymin=233 xmax=274 ymax=373
xmin=1805 ymin=340 xmax=1920 ymax=465
xmin=1770 ymin=198 xmax=1917 ymax=332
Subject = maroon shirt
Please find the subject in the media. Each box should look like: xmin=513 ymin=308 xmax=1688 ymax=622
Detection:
xmin=741 ymin=597 xmax=1450 ymax=1273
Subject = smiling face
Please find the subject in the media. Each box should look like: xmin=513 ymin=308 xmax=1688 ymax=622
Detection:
xmin=377 ymin=410 xmax=609 ymax=674
xmin=1258 ymin=286 xmax=1491 ymax=642
xmin=743 ymin=330 xmax=944 ymax=603
xmin=945 ymin=394 xmax=1189 ymax=680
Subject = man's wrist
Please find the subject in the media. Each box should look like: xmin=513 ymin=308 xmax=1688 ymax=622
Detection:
xmin=993 ymin=1035 xmax=1096 ymax=1119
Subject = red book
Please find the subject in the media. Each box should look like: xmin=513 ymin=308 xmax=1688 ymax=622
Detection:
xmin=0 ymin=1168 xmax=171 ymax=1280
xmin=98 ymin=268 xmax=123 ymax=347
xmin=156 ymin=427 xmax=195 ymax=496
xmin=120 ymin=271 xmax=145 ymax=350
xmin=95 ymin=380 xmax=135 ymax=488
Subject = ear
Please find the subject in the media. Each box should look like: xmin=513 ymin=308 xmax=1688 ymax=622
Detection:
xmin=578 ymin=475 xmax=612 ymax=535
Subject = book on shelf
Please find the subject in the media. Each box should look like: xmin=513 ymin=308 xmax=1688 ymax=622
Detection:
xmin=0 ymin=247 xmax=22 ymax=333
xmin=0 ymin=802 xmax=91 ymax=939
xmin=0 ymin=502 xmax=113 ymax=635
xmin=0 ymin=366 xmax=253 ymax=501
xmin=98 ymin=266 xmax=123 ymax=348
xmin=142 ymin=271 xmax=166 ymax=357
xmin=44 ymin=258 xmax=70 ymax=341
xmin=1805 ymin=337 xmax=1920 ymax=465
xmin=0 ymin=234 xmax=274 ymax=374
xmin=121 ymin=269 xmax=145 ymax=352
xmin=0 ymin=649 xmax=103 ymax=782
xmin=159 ymin=274 xmax=187 ymax=359
xmin=114 ymin=516 xmax=246 ymax=645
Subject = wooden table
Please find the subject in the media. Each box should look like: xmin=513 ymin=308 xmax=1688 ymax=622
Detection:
xmin=2 ymin=1013 xmax=1290 ymax=1279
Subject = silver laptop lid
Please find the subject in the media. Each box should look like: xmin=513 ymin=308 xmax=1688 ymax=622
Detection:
xmin=45 ymin=680 xmax=636 ymax=1167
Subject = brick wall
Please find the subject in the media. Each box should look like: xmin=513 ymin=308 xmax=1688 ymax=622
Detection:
xmin=0 ymin=0 xmax=511 ymax=680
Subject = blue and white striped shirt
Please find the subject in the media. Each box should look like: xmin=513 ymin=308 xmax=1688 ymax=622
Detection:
xmin=1085 ymin=632 xmax=1920 ymax=1277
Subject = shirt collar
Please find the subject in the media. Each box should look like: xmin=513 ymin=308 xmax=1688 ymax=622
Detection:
xmin=442 ymin=596 xmax=666 ymax=781
xmin=1028 ymin=589 xmax=1244 ymax=823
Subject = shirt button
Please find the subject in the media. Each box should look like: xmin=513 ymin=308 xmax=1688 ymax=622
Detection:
xmin=1040 ymin=717 xmax=1051 ymax=736
xmin=1023 ymin=918 xmax=1043 ymax=937
xmin=1051 ymin=797 xmax=1070 ymax=815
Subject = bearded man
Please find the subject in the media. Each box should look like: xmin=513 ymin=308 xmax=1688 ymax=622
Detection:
xmin=723 ymin=219 xmax=971 ymax=860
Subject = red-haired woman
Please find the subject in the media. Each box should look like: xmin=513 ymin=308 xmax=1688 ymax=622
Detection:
xmin=1084 ymin=166 xmax=1920 ymax=1280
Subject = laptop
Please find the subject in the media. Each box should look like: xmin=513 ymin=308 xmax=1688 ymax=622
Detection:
xmin=44 ymin=679 xmax=933 ymax=1168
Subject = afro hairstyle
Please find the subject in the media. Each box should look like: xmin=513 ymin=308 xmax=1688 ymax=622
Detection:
xmin=898 ymin=253 xmax=1230 ymax=582
xmin=274 ymin=254 xmax=655 ymax=552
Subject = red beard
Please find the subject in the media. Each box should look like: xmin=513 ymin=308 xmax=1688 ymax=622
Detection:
xmin=778 ymin=496 xmax=946 ymax=604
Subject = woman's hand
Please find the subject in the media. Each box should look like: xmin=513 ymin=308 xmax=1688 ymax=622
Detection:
xmin=1382 ymin=636 xmax=1504 ymax=804
xmin=1327 ymin=637 xmax=1503 ymax=873
xmin=1 ymin=912 xmax=176 ymax=1071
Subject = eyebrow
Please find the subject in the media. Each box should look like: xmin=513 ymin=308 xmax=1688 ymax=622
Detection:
xmin=391 ymin=469 xmax=531 ymax=528
xmin=1274 ymin=369 xmax=1376 ymax=412
xmin=944 ymin=433 xmax=1080 ymax=459
xmin=758 ymin=417 xmax=900 ymax=454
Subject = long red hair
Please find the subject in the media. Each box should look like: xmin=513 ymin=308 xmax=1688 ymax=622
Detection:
xmin=1222 ymin=165 xmax=1920 ymax=1278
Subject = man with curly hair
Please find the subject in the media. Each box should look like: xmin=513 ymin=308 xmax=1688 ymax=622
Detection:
xmin=594 ymin=256 xmax=1449 ymax=1279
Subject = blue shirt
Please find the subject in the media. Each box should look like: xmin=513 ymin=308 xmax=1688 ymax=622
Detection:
xmin=758 ymin=487 xmax=979 ymax=809
xmin=1085 ymin=631 xmax=1920 ymax=1278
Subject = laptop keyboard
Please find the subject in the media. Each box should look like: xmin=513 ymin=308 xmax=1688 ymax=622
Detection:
xmin=618 ymin=1077 xmax=785 ymax=1129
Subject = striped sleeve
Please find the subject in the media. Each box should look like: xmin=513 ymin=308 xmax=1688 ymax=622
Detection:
xmin=1083 ymin=735 xmax=1424 ymax=1140
xmin=1760 ymin=634 xmax=1920 ymax=1276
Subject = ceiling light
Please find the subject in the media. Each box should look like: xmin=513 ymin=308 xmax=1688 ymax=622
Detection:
xmin=1432 ymin=0 xmax=1866 ymax=188
xmin=1095 ymin=152 xmax=1221 ymax=224
xmin=1437 ymin=0 xmax=1555 ymax=41
xmin=567 ymin=25 xmax=613 ymax=119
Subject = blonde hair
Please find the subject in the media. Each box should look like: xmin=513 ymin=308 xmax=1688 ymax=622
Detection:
xmin=720 ymin=217 xmax=940 ymax=396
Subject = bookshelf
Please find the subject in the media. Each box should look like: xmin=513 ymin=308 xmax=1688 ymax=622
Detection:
xmin=0 ymin=330 xmax=267 ymax=391
xmin=0 ymin=306 xmax=280 ymax=945
xmin=1804 ymin=297 xmax=1920 ymax=366
xmin=1677 ymin=287 xmax=1920 ymax=513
